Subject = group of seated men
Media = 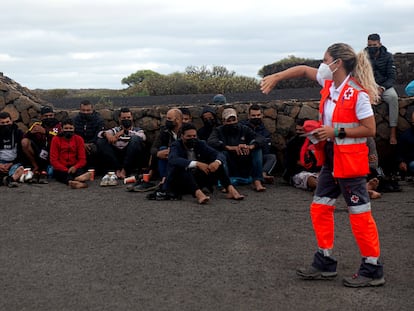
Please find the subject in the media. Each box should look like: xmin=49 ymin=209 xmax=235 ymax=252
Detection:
xmin=1 ymin=95 xmax=413 ymax=204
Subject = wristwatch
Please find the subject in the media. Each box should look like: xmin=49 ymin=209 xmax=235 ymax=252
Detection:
xmin=338 ymin=128 xmax=346 ymax=139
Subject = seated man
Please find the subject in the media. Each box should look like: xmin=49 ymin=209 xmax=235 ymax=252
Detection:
xmin=197 ymin=106 xmax=220 ymax=141
xmin=72 ymin=100 xmax=105 ymax=170
xmin=179 ymin=107 xmax=193 ymax=124
xmin=241 ymin=104 xmax=277 ymax=183
xmin=149 ymin=123 xmax=244 ymax=203
xmin=150 ymin=108 xmax=183 ymax=183
xmin=0 ymin=112 xmax=24 ymax=187
xmin=208 ymin=107 xmax=266 ymax=192
xmin=21 ymin=105 xmax=62 ymax=183
xmin=366 ymin=33 xmax=399 ymax=144
xmin=50 ymin=118 xmax=90 ymax=189
xmin=97 ymin=107 xmax=146 ymax=180
xmin=396 ymin=109 xmax=414 ymax=179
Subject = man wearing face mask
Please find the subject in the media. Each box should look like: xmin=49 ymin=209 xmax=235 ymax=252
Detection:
xmin=0 ymin=112 xmax=25 ymax=187
xmin=208 ymin=107 xmax=266 ymax=192
xmin=97 ymin=107 xmax=146 ymax=180
xmin=365 ymin=33 xmax=399 ymax=145
xmin=151 ymin=123 xmax=244 ymax=203
xmin=21 ymin=105 xmax=62 ymax=182
xmin=73 ymin=100 xmax=105 ymax=170
xmin=150 ymin=108 xmax=183 ymax=185
xmin=241 ymin=104 xmax=277 ymax=184
xmin=197 ymin=106 xmax=220 ymax=141
xmin=50 ymin=118 xmax=90 ymax=189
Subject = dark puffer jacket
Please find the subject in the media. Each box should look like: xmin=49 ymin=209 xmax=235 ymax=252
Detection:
xmin=367 ymin=45 xmax=396 ymax=90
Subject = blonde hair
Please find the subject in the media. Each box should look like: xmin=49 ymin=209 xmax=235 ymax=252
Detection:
xmin=327 ymin=43 xmax=379 ymax=104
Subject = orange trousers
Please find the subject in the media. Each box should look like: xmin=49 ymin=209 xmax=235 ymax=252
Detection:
xmin=310 ymin=202 xmax=380 ymax=257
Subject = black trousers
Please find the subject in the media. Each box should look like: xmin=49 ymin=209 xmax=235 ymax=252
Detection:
xmin=97 ymin=136 xmax=144 ymax=174
xmin=167 ymin=165 xmax=231 ymax=195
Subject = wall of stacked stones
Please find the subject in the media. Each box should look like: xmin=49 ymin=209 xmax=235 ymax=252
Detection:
xmin=1 ymin=73 xmax=414 ymax=172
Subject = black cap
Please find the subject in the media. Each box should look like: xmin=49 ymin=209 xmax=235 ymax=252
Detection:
xmin=40 ymin=106 xmax=53 ymax=115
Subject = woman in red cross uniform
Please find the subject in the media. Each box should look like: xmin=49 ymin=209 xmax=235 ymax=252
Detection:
xmin=261 ymin=43 xmax=385 ymax=288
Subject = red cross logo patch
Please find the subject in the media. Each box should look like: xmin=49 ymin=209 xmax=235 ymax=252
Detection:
xmin=344 ymin=87 xmax=354 ymax=100
xmin=350 ymin=194 xmax=360 ymax=204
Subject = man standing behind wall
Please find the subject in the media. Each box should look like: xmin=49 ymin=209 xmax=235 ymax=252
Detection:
xmin=366 ymin=33 xmax=399 ymax=144
xmin=73 ymin=100 xmax=105 ymax=171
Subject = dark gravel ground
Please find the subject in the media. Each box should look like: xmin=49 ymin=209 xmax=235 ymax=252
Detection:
xmin=1 ymin=178 xmax=413 ymax=310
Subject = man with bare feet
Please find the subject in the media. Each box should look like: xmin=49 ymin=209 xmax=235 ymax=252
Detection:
xmin=49 ymin=119 xmax=90 ymax=189
xmin=208 ymin=107 xmax=266 ymax=192
xmin=150 ymin=123 xmax=244 ymax=204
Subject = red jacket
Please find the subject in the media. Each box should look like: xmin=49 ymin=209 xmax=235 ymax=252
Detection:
xmin=50 ymin=134 xmax=86 ymax=172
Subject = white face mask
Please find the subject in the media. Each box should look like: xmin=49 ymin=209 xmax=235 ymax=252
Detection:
xmin=317 ymin=60 xmax=338 ymax=80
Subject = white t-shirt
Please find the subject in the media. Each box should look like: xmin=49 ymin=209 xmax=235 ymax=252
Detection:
xmin=316 ymin=73 xmax=373 ymax=127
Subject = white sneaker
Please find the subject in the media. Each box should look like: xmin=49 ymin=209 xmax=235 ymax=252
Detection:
xmin=100 ymin=174 xmax=110 ymax=187
xmin=108 ymin=174 xmax=118 ymax=186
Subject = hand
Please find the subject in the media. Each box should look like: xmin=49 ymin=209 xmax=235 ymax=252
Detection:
xmin=208 ymin=161 xmax=220 ymax=173
xmin=68 ymin=166 xmax=77 ymax=174
xmin=31 ymin=124 xmax=46 ymax=134
xmin=196 ymin=162 xmax=210 ymax=174
xmin=0 ymin=163 xmax=12 ymax=173
xmin=157 ymin=148 xmax=169 ymax=160
xmin=237 ymin=144 xmax=250 ymax=156
xmin=399 ymin=162 xmax=407 ymax=172
xmin=260 ymin=74 xmax=279 ymax=94
xmin=313 ymin=126 xmax=334 ymax=141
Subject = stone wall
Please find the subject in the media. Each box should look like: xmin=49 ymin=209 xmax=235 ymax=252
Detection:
xmin=2 ymin=73 xmax=414 ymax=173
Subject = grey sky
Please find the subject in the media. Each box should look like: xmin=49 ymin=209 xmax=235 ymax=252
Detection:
xmin=1 ymin=0 xmax=413 ymax=89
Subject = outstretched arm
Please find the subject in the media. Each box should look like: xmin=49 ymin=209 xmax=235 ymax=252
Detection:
xmin=260 ymin=65 xmax=318 ymax=94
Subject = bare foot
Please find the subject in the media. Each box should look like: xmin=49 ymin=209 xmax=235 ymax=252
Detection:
xmin=69 ymin=180 xmax=88 ymax=189
xmin=195 ymin=189 xmax=210 ymax=204
xmin=367 ymin=177 xmax=379 ymax=191
xmin=74 ymin=172 xmax=91 ymax=182
xmin=253 ymin=180 xmax=266 ymax=192
xmin=226 ymin=185 xmax=244 ymax=200
xmin=116 ymin=169 xmax=126 ymax=179
xmin=368 ymin=189 xmax=381 ymax=199
xmin=12 ymin=166 xmax=24 ymax=182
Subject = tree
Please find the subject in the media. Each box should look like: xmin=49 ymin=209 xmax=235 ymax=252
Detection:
xmin=121 ymin=70 xmax=162 ymax=87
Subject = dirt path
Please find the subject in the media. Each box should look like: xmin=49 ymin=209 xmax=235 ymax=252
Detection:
xmin=1 ymin=179 xmax=413 ymax=310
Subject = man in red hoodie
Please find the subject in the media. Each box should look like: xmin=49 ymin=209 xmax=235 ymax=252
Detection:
xmin=50 ymin=118 xmax=90 ymax=189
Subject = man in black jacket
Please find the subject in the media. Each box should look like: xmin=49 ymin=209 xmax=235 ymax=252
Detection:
xmin=366 ymin=33 xmax=399 ymax=144
xmin=156 ymin=123 xmax=244 ymax=204
xmin=0 ymin=112 xmax=25 ymax=187
xmin=73 ymin=100 xmax=105 ymax=170
xmin=208 ymin=107 xmax=266 ymax=192
xmin=241 ymin=104 xmax=277 ymax=183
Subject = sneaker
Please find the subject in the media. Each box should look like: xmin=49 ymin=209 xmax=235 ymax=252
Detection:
xmin=108 ymin=174 xmax=118 ymax=186
xmin=343 ymin=274 xmax=385 ymax=288
xmin=296 ymin=265 xmax=337 ymax=280
xmin=146 ymin=191 xmax=181 ymax=201
xmin=3 ymin=176 xmax=18 ymax=188
xmin=36 ymin=171 xmax=48 ymax=184
xmin=100 ymin=174 xmax=111 ymax=187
